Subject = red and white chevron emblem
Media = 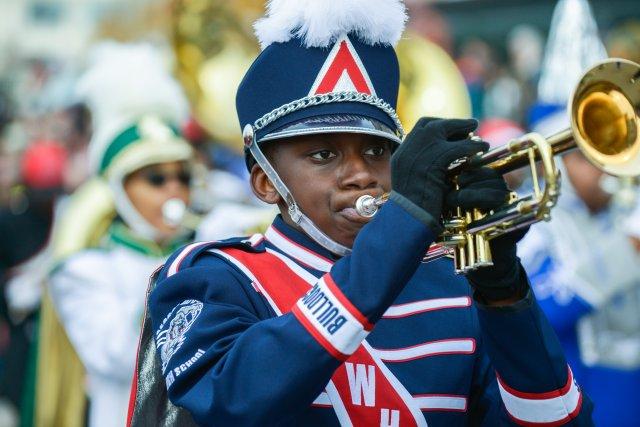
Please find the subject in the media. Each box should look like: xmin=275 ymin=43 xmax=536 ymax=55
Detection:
xmin=309 ymin=35 xmax=376 ymax=96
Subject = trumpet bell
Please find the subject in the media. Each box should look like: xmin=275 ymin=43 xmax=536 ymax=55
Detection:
xmin=572 ymin=59 xmax=640 ymax=177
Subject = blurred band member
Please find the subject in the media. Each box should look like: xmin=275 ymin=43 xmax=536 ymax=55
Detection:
xmin=49 ymin=116 xmax=194 ymax=427
xmin=518 ymin=1 xmax=640 ymax=425
xmin=518 ymin=152 xmax=640 ymax=427
xmin=43 ymin=43 xmax=195 ymax=427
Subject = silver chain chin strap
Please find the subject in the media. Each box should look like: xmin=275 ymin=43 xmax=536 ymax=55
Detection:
xmin=244 ymin=124 xmax=353 ymax=257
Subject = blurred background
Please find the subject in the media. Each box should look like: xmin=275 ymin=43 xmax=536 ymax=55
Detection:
xmin=0 ymin=0 xmax=639 ymax=426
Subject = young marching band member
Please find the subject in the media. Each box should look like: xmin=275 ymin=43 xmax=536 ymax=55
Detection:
xmin=129 ymin=1 xmax=593 ymax=425
xmin=47 ymin=43 xmax=195 ymax=427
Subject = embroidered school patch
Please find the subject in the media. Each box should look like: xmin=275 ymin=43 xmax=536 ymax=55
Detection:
xmin=155 ymin=299 xmax=204 ymax=373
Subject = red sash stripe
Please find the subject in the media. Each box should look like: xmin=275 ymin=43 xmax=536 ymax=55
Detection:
xmin=265 ymin=226 xmax=334 ymax=272
xmin=215 ymin=246 xmax=427 ymax=427
xmin=210 ymin=248 xmax=289 ymax=315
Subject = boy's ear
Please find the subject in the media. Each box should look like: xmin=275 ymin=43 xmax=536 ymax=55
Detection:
xmin=250 ymin=164 xmax=281 ymax=205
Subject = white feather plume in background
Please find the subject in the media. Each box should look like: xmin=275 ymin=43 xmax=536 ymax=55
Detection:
xmin=76 ymin=42 xmax=189 ymax=174
xmin=537 ymin=0 xmax=607 ymax=106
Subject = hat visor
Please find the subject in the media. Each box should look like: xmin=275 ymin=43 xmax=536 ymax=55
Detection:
xmin=105 ymin=138 xmax=194 ymax=180
xmin=259 ymin=114 xmax=401 ymax=145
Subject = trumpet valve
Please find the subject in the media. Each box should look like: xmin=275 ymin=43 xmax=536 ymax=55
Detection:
xmin=473 ymin=233 xmax=494 ymax=269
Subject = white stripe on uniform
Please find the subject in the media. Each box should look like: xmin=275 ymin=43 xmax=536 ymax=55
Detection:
xmin=375 ymin=339 xmax=475 ymax=362
xmin=497 ymin=367 xmax=582 ymax=425
xmin=383 ymin=297 xmax=471 ymax=318
xmin=414 ymin=395 xmax=467 ymax=412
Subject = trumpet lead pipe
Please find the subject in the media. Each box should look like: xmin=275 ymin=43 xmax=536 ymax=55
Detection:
xmin=353 ymin=129 xmax=574 ymax=218
xmin=447 ymin=129 xmax=575 ymax=176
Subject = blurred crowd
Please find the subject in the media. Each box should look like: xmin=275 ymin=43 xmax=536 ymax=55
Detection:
xmin=0 ymin=0 xmax=639 ymax=426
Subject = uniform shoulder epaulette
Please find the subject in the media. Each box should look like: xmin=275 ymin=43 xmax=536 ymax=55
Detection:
xmin=164 ymin=234 xmax=266 ymax=278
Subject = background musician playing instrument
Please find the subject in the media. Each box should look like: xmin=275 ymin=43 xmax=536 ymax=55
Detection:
xmin=46 ymin=43 xmax=196 ymax=427
xmin=516 ymin=2 xmax=640 ymax=425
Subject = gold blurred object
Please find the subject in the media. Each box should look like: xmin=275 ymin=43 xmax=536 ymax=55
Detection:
xmin=396 ymin=33 xmax=472 ymax=129
xmin=173 ymin=0 xmax=263 ymax=151
xmin=96 ymin=0 xmax=174 ymax=42
xmin=356 ymin=59 xmax=640 ymax=273
xmin=35 ymin=178 xmax=115 ymax=427
xmin=35 ymin=296 xmax=86 ymax=427
xmin=51 ymin=178 xmax=116 ymax=259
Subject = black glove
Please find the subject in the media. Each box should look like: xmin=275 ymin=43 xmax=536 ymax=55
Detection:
xmin=445 ymin=166 xmax=529 ymax=302
xmin=466 ymin=229 xmax=529 ymax=302
xmin=390 ymin=118 xmax=488 ymax=234
xmin=445 ymin=167 xmax=510 ymax=212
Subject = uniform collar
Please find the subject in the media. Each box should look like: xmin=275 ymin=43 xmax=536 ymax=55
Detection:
xmin=107 ymin=221 xmax=191 ymax=257
xmin=264 ymin=215 xmax=339 ymax=272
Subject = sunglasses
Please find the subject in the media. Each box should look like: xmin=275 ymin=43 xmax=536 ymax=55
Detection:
xmin=143 ymin=170 xmax=192 ymax=187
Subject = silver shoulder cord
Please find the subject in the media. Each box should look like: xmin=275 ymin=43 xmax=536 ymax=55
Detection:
xmin=244 ymin=92 xmax=405 ymax=257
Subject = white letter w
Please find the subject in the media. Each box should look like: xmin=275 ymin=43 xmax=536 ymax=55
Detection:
xmin=345 ymin=362 xmax=376 ymax=407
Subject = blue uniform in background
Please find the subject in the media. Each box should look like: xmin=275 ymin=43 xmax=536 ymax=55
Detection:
xmin=525 ymin=257 xmax=640 ymax=427
xmin=520 ymin=196 xmax=640 ymax=427
xmin=145 ymin=200 xmax=593 ymax=426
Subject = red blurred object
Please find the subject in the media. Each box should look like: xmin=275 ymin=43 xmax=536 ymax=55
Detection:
xmin=20 ymin=140 xmax=68 ymax=189
xmin=477 ymin=118 xmax=525 ymax=148
xmin=182 ymin=117 xmax=207 ymax=145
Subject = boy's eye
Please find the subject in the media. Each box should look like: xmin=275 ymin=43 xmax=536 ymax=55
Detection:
xmin=364 ymin=146 xmax=386 ymax=156
xmin=310 ymin=150 xmax=336 ymax=160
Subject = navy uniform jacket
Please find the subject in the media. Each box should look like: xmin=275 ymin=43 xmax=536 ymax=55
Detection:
xmin=148 ymin=200 xmax=593 ymax=426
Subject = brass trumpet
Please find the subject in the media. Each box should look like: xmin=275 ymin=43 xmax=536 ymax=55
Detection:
xmin=355 ymin=58 xmax=640 ymax=274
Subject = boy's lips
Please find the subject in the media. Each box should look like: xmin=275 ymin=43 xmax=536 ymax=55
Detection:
xmin=334 ymin=190 xmax=385 ymax=224
xmin=338 ymin=207 xmax=372 ymax=224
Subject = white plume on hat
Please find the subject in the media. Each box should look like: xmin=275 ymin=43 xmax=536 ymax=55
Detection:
xmin=76 ymin=42 xmax=190 ymax=174
xmin=254 ymin=0 xmax=408 ymax=50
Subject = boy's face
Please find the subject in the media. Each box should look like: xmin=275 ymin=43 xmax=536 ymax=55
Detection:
xmin=124 ymin=161 xmax=191 ymax=237
xmin=251 ymin=132 xmax=392 ymax=248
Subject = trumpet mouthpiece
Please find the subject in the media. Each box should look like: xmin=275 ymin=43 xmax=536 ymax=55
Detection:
xmin=355 ymin=194 xmax=379 ymax=217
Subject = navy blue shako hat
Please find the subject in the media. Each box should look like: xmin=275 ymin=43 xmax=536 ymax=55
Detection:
xmin=236 ymin=0 xmax=408 ymax=256
xmin=237 ymin=34 xmax=404 ymax=145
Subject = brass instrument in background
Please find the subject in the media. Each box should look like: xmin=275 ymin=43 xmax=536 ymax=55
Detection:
xmin=173 ymin=0 xmax=262 ymax=151
xmin=356 ymin=59 xmax=640 ymax=274
xmin=396 ymin=33 xmax=472 ymax=129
